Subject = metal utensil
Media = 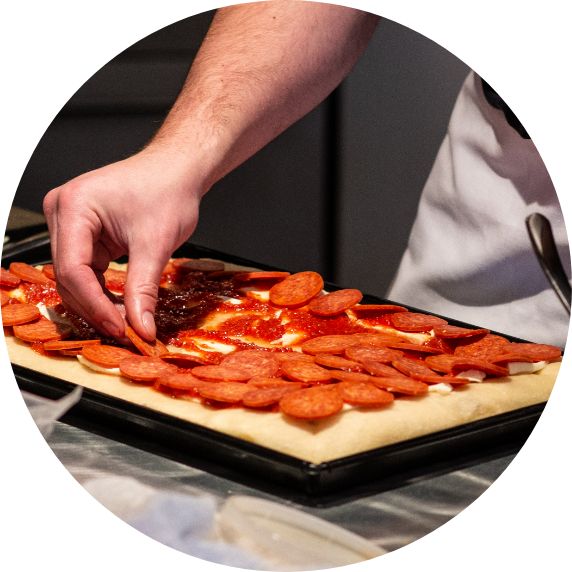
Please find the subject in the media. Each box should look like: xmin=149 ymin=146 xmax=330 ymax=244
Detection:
xmin=526 ymin=212 xmax=571 ymax=315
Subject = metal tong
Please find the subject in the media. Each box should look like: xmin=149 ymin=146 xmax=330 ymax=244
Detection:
xmin=526 ymin=212 xmax=571 ymax=315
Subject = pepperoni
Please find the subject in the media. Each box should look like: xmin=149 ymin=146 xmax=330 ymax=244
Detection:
xmin=119 ymin=356 xmax=175 ymax=383
xmin=198 ymin=382 xmax=252 ymax=404
xmin=269 ymin=271 xmax=324 ymax=307
xmin=177 ymin=259 xmax=226 ymax=273
xmin=13 ymin=318 xmax=71 ymax=343
xmin=313 ymin=354 xmax=364 ymax=372
xmin=454 ymin=334 xmax=510 ymax=360
xmin=450 ymin=358 xmax=509 ymax=378
xmin=417 ymin=374 xmax=471 ymax=386
xmin=345 ymin=345 xmax=404 ymax=364
xmin=1 ymin=291 xmax=10 ymax=306
xmin=247 ymin=377 xmax=305 ymax=388
xmin=1 ymin=302 xmax=40 ymax=326
xmin=369 ymin=376 xmax=429 ymax=396
xmin=488 ymin=352 xmax=539 ymax=365
xmin=351 ymin=304 xmax=409 ymax=314
xmin=42 ymin=264 xmax=56 ymax=281
xmin=300 ymin=334 xmax=357 ymax=355
xmin=389 ymin=312 xmax=448 ymax=332
xmin=391 ymin=358 xmax=437 ymax=380
xmin=81 ymin=344 xmax=136 ymax=368
xmin=496 ymin=342 xmax=562 ymax=362
xmin=191 ymin=365 xmax=252 ymax=382
xmin=159 ymin=352 xmax=220 ymax=368
xmin=243 ymin=385 xmax=302 ymax=408
xmin=221 ymin=349 xmax=280 ymax=377
xmin=433 ymin=324 xmax=490 ymax=339
xmin=328 ymin=370 xmax=372 ymax=384
xmin=125 ymin=325 xmax=168 ymax=357
xmin=280 ymin=360 xmax=332 ymax=383
xmin=155 ymin=371 xmax=208 ymax=392
xmin=385 ymin=342 xmax=442 ymax=355
xmin=360 ymin=360 xmax=409 ymax=378
xmin=308 ymin=289 xmax=363 ymax=317
xmin=43 ymin=339 xmax=101 ymax=351
xmin=279 ymin=386 xmax=344 ymax=420
xmin=9 ymin=262 xmax=52 ymax=285
xmin=274 ymin=352 xmax=315 ymax=363
xmin=0 ymin=268 xmax=21 ymax=288
xmin=336 ymin=381 xmax=394 ymax=408
xmin=234 ymin=271 xmax=291 ymax=282
xmin=424 ymin=354 xmax=460 ymax=374
xmin=348 ymin=332 xmax=408 ymax=347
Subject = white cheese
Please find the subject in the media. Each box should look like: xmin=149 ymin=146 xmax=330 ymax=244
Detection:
xmin=455 ymin=369 xmax=486 ymax=383
xmin=507 ymin=361 xmax=548 ymax=375
xmin=77 ymin=355 xmax=121 ymax=376
xmin=428 ymin=383 xmax=453 ymax=394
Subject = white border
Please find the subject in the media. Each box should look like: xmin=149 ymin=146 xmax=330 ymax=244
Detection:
xmin=1 ymin=1 xmax=570 ymax=571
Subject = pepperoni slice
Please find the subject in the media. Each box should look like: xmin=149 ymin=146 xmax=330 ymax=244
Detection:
xmin=329 ymin=370 xmax=372 ymax=384
xmin=234 ymin=271 xmax=291 ymax=282
xmin=345 ymin=345 xmax=404 ymax=364
xmin=274 ymin=352 xmax=315 ymax=364
xmin=496 ymin=342 xmax=562 ymax=363
xmin=389 ymin=312 xmax=448 ymax=332
xmin=280 ymin=360 xmax=332 ymax=383
xmin=178 ymin=259 xmax=226 ymax=273
xmin=347 ymin=333 xmax=408 ymax=347
xmin=9 ymin=262 xmax=52 ymax=285
xmin=360 ymin=360 xmax=409 ymax=378
xmin=119 ymin=356 xmax=175 ymax=383
xmin=41 ymin=264 xmax=56 ymax=281
xmin=488 ymin=352 xmax=539 ymax=365
xmin=247 ymin=377 xmax=305 ymax=388
xmin=424 ymin=354 xmax=460 ymax=374
xmin=313 ymin=354 xmax=364 ymax=372
xmin=369 ymin=376 xmax=429 ymax=396
xmin=191 ymin=365 xmax=252 ymax=382
xmin=0 ymin=268 xmax=21 ymax=288
xmin=43 ymin=339 xmax=101 ymax=351
xmin=155 ymin=371 xmax=209 ymax=392
xmin=1 ymin=291 xmax=10 ymax=306
xmin=385 ymin=342 xmax=442 ymax=355
xmin=308 ymin=289 xmax=363 ymax=317
xmin=243 ymin=385 xmax=302 ymax=408
xmin=300 ymin=334 xmax=357 ymax=355
xmin=159 ymin=352 xmax=220 ymax=368
xmin=454 ymin=334 xmax=510 ymax=360
xmin=81 ymin=344 xmax=136 ymax=368
xmin=125 ymin=325 xmax=168 ymax=357
xmin=269 ymin=271 xmax=324 ymax=307
xmin=221 ymin=349 xmax=280 ymax=377
xmin=351 ymin=304 xmax=409 ymax=314
xmin=336 ymin=381 xmax=395 ymax=408
xmin=417 ymin=374 xmax=471 ymax=386
xmin=391 ymin=357 xmax=437 ymax=380
xmin=1 ymin=302 xmax=40 ymax=326
xmin=279 ymin=386 xmax=344 ymax=420
xmin=433 ymin=324 xmax=490 ymax=339
xmin=13 ymin=318 xmax=71 ymax=343
xmin=450 ymin=358 xmax=509 ymax=378
xmin=198 ymin=382 xmax=252 ymax=404
xmin=103 ymin=268 xmax=127 ymax=290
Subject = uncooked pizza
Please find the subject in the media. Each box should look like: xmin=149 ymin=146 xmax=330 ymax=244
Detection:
xmin=2 ymin=259 xmax=562 ymax=463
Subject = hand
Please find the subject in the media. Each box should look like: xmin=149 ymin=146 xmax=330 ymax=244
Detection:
xmin=43 ymin=148 xmax=204 ymax=341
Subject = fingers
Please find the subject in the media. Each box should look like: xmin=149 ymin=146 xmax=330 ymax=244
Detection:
xmin=49 ymin=187 xmax=126 ymax=339
xmin=123 ymin=245 xmax=171 ymax=341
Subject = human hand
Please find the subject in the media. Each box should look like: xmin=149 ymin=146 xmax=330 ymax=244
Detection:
xmin=43 ymin=148 xmax=205 ymax=341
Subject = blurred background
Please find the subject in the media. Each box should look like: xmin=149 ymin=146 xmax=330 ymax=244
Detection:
xmin=11 ymin=9 xmax=469 ymax=298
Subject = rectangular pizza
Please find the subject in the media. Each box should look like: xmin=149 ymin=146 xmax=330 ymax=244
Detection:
xmin=1 ymin=257 xmax=561 ymax=466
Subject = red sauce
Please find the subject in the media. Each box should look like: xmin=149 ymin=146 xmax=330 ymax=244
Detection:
xmin=357 ymin=314 xmax=393 ymax=327
xmin=20 ymin=282 xmax=61 ymax=306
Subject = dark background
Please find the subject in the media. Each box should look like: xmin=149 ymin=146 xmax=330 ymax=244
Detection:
xmin=12 ymin=10 xmax=469 ymax=297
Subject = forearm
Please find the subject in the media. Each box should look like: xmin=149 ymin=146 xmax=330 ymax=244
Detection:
xmin=148 ymin=1 xmax=379 ymax=191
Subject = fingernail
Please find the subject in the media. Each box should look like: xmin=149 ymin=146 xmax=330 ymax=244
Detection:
xmin=142 ymin=311 xmax=156 ymax=339
xmin=102 ymin=320 xmax=122 ymax=338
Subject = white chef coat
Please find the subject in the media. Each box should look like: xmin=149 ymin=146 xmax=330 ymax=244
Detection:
xmin=386 ymin=72 xmax=570 ymax=347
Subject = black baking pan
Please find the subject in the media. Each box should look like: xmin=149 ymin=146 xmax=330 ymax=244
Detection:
xmin=2 ymin=234 xmax=553 ymax=506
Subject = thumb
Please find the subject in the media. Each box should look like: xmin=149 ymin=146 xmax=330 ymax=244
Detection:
xmin=123 ymin=247 xmax=170 ymax=341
